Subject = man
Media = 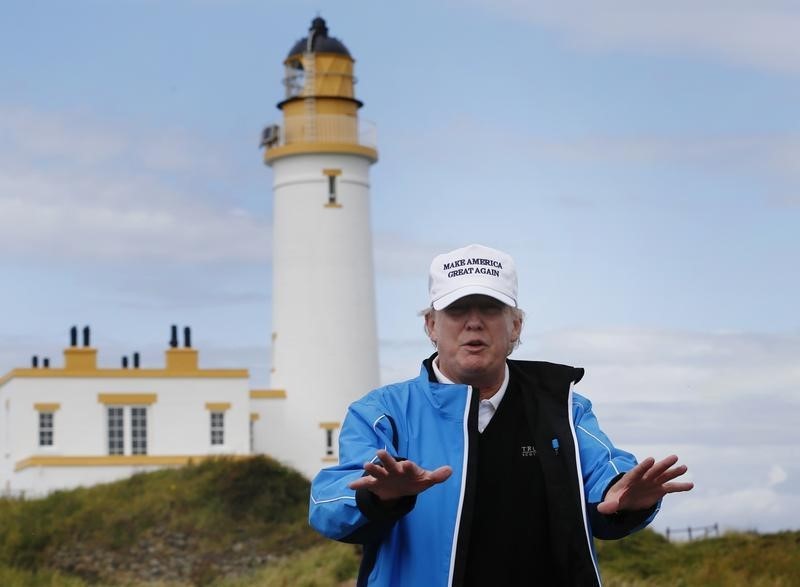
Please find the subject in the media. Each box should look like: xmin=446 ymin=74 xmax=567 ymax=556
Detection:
xmin=310 ymin=243 xmax=693 ymax=586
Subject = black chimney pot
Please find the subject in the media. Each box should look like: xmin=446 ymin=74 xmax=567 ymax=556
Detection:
xmin=184 ymin=326 xmax=192 ymax=348
xmin=32 ymin=355 xmax=39 ymax=368
xmin=43 ymin=357 xmax=50 ymax=368
xmin=133 ymin=352 xmax=140 ymax=368
xmin=170 ymin=325 xmax=178 ymax=348
xmin=122 ymin=356 xmax=129 ymax=368
xmin=82 ymin=326 xmax=90 ymax=347
xmin=70 ymin=326 xmax=78 ymax=347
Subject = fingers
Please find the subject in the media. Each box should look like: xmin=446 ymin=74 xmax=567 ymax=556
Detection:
xmin=596 ymin=498 xmax=620 ymax=515
xmin=621 ymin=456 xmax=656 ymax=485
xmin=641 ymin=454 xmax=679 ymax=482
xmin=662 ymin=481 xmax=694 ymax=494
xmin=428 ymin=465 xmax=453 ymax=484
xmin=376 ymin=449 xmax=402 ymax=474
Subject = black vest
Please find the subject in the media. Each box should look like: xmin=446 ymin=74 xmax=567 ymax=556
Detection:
xmin=464 ymin=377 xmax=556 ymax=586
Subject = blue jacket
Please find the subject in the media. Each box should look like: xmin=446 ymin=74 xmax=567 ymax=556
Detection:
xmin=310 ymin=359 xmax=658 ymax=586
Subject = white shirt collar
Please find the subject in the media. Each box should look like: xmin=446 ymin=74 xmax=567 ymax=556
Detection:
xmin=432 ymin=358 xmax=510 ymax=409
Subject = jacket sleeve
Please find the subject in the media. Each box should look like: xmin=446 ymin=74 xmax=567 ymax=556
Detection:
xmin=309 ymin=389 xmax=415 ymax=543
xmin=572 ymin=392 xmax=660 ymax=539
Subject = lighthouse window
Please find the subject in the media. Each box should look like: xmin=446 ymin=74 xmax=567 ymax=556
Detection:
xmin=38 ymin=412 xmax=54 ymax=447
xmin=322 ymin=169 xmax=342 ymax=207
xmin=328 ymin=176 xmax=337 ymax=204
xmin=325 ymin=429 xmax=334 ymax=456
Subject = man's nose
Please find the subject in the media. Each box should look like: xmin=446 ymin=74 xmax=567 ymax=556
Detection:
xmin=464 ymin=307 xmax=484 ymax=328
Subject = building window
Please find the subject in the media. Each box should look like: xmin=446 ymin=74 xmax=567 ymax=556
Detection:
xmin=211 ymin=411 xmax=225 ymax=446
xmin=131 ymin=407 xmax=148 ymax=455
xmin=107 ymin=406 xmax=148 ymax=455
xmin=323 ymin=169 xmax=342 ymax=207
xmin=325 ymin=429 xmax=334 ymax=456
xmin=39 ymin=412 xmax=54 ymax=447
xmin=319 ymin=422 xmax=340 ymax=460
xmin=107 ymin=407 xmax=125 ymax=455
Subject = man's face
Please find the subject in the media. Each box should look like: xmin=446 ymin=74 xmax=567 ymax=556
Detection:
xmin=425 ymin=295 xmax=521 ymax=389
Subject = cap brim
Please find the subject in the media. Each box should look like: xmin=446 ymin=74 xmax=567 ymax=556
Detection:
xmin=432 ymin=285 xmax=516 ymax=310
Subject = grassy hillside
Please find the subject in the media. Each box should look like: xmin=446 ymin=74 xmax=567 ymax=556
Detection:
xmin=0 ymin=456 xmax=337 ymax=585
xmin=596 ymin=527 xmax=800 ymax=586
xmin=0 ymin=458 xmax=797 ymax=586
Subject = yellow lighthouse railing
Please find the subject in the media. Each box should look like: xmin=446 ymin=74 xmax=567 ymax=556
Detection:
xmin=263 ymin=115 xmax=377 ymax=150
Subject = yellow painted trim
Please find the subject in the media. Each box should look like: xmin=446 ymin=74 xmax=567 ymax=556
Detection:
xmin=98 ymin=393 xmax=157 ymax=405
xmin=321 ymin=456 xmax=338 ymax=463
xmin=165 ymin=348 xmax=199 ymax=371
xmin=324 ymin=202 xmax=343 ymax=209
xmin=250 ymin=389 xmax=287 ymax=399
xmin=34 ymin=403 xmax=61 ymax=412
xmin=322 ymin=168 xmax=342 ymax=177
xmin=250 ymin=413 xmax=260 ymax=421
xmin=319 ymin=421 xmax=341 ymax=430
xmin=283 ymin=51 xmax=354 ymax=64
xmin=265 ymin=143 xmax=378 ymax=164
xmin=205 ymin=402 xmax=231 ymax=411
xmin=15 ymin=454 xmax=252 ymax=472
xmin=63 ymin=347 xmax=98 ymax=371
xmin=0 ymin=368 xmax=248 ymax=383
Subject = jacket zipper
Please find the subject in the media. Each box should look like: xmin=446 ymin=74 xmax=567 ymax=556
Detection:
xmin=447 ymin=384 xmax=473 ymax=587
xmin=566 ymin=380 xmax=603 ymax=585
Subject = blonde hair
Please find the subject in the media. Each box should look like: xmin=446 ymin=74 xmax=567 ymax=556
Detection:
xmin=422 ymin=305 xmax=525 ymax=354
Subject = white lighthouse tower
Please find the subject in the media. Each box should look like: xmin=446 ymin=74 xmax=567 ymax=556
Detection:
xmin=260 ymin=17 xmax=380 ymax=479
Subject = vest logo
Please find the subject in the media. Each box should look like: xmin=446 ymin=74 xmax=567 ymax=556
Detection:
xmin=521 ymin=445 xmax=536 ymax=457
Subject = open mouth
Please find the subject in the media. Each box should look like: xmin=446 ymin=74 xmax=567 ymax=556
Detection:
xmin=463 ymin=340 xmax=487 ymax=350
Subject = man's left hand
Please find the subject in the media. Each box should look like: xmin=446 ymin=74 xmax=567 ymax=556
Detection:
xmin=597 ymin=454 xmax=694 ymax=514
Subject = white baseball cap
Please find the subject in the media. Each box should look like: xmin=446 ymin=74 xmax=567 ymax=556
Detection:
xmin=428 ymin=244 xmax=518 ymax=310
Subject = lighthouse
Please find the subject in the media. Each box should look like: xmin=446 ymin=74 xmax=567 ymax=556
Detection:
xmin=261 ymin=17 xmax=380 ymax=478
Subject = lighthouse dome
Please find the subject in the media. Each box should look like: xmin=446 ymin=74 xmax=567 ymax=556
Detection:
xmin=287 ymin=17 xmax=351 ymax=58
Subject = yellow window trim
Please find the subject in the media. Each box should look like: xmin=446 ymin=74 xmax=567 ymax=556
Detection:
xmin=205 ymin=402 xmax=231 ymax=411
xmin=250 ymin=413 xmax=260 ymax=421
xmin=321 ymin=456 xmax=338 ymax=463
xmin=250 ymin=389 xmax=287 ymax=399
xmin=322 ymin=168 xmax=342 ymax=177
xmin=319 ymin=421 xmax=341 ymax=430
xmin=98 ymin=393 xmax=157 ymax=405
xmin=34 ymin=403 xmax=61 ymax=412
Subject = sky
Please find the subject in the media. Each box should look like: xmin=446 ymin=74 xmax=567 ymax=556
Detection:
xmin=1 ymin=0 xmax=799 ymax=536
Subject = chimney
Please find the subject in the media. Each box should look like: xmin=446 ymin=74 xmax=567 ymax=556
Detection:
xmin=165 ymin=325 xmax=198 ymax=371
xmin=64 ymin=324 xmax=98 ymax=371
xmin=43 ymin=357 xmax=50 ymax=368
xmin=170 ymin=325 xmax=179 ymax=348
xmin=122 ymin=356 xmax=129 ymax=369
xmin=133 ymin=352 xmax=140 ymax=368
xmin=32 ymin=355 xmax=39 ymax=368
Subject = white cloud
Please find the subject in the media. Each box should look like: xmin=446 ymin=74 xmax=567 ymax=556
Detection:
xmin=768 ymin=464 xmax=788 ymax=487
xmin=467 ymin=1 xmax=800 ymax=75
xmin=0 ymin=106 xmax=271 ymax=262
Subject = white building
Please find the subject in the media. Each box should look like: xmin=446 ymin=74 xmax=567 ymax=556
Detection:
xmin=0 ymin=17 xmax=381 ymax=495
xmin=0 ymin=326 xmax=274 ymax=496
xmin=260 ymin=16 xmax=380 ymax=479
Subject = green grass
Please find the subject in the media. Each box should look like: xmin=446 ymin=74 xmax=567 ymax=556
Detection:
xmin=0 ymin=459 xmax=797 ymax=586
xmin=0 ymin=456 xmax=323 ymax=584
xmin=597 ymin=528 xmax=800 ymax=586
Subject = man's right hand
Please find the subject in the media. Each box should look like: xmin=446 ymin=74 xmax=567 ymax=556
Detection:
xmin=348 ymin=449 xmax=452 ymax=502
